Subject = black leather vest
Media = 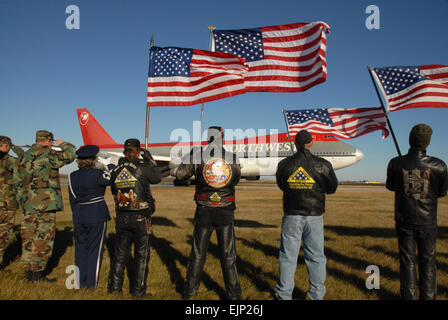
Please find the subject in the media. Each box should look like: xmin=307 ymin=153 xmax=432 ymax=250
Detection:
xmin=111 ymin=160 xmax=156 ymax=213
xmin=194 ymin=144 xmax=241 ymax=209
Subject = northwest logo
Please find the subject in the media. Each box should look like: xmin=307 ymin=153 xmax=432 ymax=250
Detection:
xmin=80 ymin=112 xmax=89 ymax=126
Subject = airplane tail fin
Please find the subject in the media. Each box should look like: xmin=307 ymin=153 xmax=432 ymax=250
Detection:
xmin=76 ymin=108 xmax=118 ymax=146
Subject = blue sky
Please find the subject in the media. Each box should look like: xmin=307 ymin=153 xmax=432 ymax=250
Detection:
xmin=1 ymin=0 xmax=447 ymax=181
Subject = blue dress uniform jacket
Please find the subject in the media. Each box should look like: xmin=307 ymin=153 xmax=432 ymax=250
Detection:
xmin=69 ymin=168 xmax=112 ymax=224
xmin=68 ymin=168 xmax=111 ymax=288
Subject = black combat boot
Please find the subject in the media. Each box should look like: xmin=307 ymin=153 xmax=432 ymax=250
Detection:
xmin=32 ymin=271 xmax=56 ymax=283
xmin=182 ymin=283 xmax=197 ymax=300
xmin=0 ymin=262 xmax=11 ymax=273
xmin=131 ymin=292 xmax=153 ymax=299
xmin=25 ymin=270 xmax=33 ymax=281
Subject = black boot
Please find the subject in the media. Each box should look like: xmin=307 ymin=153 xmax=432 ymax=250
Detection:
xmin=131 ymin=292 xmax=153 ymax=299
xmin=0 ymin=263 xmax=11 ymax=273
xmin=182 ymin=291 xmax=196 ymax=300
xmin=182 ymin=284 xmax=197 ymax=300
xmin=107 ymin=287 xmax=122 ymax=294
xmin=32 ymin=271 xmax=56 ymax=283
xmin=25 ymin=270 xmax=33 ymax=281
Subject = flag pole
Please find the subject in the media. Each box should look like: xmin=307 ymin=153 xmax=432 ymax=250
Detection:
xmin=199 ymin=103 xmax=204 ymax=147
xmin=199 ymin=25 xmax=216 ymax=147
xmin=145 ymin=35 xmax=155 ymax=150
xmin=281 ymin=108 xmax=295 ymax=156
xmin=367 ymin=66 xmax=402 ymax=156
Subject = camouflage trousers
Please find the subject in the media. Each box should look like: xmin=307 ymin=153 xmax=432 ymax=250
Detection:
xmin=21 ymin=210 xmax=56 ymax=271
xmin=0 ymin=209 xmax=16 ymax=264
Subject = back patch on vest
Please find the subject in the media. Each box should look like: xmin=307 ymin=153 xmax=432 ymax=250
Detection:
xmin=402 ymin=168 xmax=430 ymax=200
xmin=287 ymin=167 xmax=315 ymax=189
xmin=115 ymin=168 xmax=137 ymax=189
xmin=203 ymin=158 xmax=232 ymax=188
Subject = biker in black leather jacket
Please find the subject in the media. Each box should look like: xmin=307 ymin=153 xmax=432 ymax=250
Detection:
xmin=386 ymin=149 xmax=447 ymax=227
xmin=275 ymin=130 xmax=337 ymax=300
xmin=175 ymin=126 xmax=242 ymax=300
xmin=276 ymin=140 xmax=338 ymax=216
xmin=108 ymin=139 xmax=163 ymax=298
xmin=386 ymin=124 xmax=447 ymax=300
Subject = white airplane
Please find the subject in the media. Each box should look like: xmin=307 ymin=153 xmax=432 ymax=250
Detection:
xmin=76 ymin=108 xmax=364 ymax=182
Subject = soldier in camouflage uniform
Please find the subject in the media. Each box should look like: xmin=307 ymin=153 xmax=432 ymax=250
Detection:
xmin=0 ymin=136 xmax=23 ymax=272
xmin=18 ymin=130 xmax=76 ymax=282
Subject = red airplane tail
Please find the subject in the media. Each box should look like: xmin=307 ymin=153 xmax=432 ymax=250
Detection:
xmin=76 ymin=108 xmax=118 ymax=147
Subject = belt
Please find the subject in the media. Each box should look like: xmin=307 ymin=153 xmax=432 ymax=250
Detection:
xmin=195 ymin=194 xmax=235 ymax=202
xmin=78 ymin=196 xmax=105 ymax=205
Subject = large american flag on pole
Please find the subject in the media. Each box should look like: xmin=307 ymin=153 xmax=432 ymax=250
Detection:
xmin=212 ymin=21 xmax=330 ymax=92
xmin=284 ymin=107 xmax=390 ymax=139
xmin=147 ymin=46 xmax=249 ymax=107
xmin=370 ymin=65 xmax=448 ymax=112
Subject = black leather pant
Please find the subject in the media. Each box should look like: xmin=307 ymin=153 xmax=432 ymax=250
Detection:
xmin=396 ymin=224 xmax=437 ymax=300
xmin=108 ymin=214 xmax=151 ymax=296
xmin=185 ymin=221 xmax=241 ymax=299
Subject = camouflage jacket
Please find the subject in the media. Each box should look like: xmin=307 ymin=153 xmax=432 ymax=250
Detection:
xmin=19 ymin=142 xmax=76 ymax=213
xmin=0 ymin=146 xmax=24 ymax=210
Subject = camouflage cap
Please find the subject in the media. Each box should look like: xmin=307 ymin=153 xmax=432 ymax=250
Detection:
xmin=36 ymin=130 xmax=54 ymax=141
xmin=0 ymin=136 xmax=12 ymax=146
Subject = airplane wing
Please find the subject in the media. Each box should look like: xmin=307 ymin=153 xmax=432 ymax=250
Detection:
xmin=152 ymin=155 xmax=172 ymax=167
xmin=97 ymin=150 xmax=172 ymax=167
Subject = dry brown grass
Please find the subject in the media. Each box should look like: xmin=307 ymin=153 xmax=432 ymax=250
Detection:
xmin=0 ymin=183 xmax=447 ymax=300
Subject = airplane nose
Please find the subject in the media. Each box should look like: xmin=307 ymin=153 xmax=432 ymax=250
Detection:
xmin=355 ymin=149 xmax=364 ymax=162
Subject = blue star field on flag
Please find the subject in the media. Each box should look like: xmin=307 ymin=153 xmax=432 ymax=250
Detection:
xmin=292 ymin=170 xmax=309 ymax=181
xmin=149 ymin=47 xmax=193 ymax=77
xmin=117 ymin=169 xmax=135 ymax=181
xmin=373 ymin=66 xmax=425 ymax=95
xmin=213 ymin=28 xmax=264 ymax=62
xmin=286 ymin=109 xmax=334 ymax=127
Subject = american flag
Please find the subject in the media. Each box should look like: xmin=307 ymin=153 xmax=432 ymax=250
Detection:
xmin=212 ymin=21 xmax=330 ymax=92
xmin=290 ymin=168 xmax=311 ymax=181
xmin=116 ymin=168 xmax=135 ymax=182
xmin=371 ymin=65 xmax=448 ymax=112
xmin=147 ymin=46 xmax=248 ymax=107
xmin=284 ymin=107 xmax=389 ymax=140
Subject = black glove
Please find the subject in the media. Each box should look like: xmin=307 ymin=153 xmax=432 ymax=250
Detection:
xmin=141 ymin=149 xmax=156 ymax=166
xmin=158 ymin=165 xmax=171 ymax=178
xmin=118 ymin=157 xmax=126 ymax=165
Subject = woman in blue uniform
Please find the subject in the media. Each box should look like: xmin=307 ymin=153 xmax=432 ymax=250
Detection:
xmin=68 ymin=145 xmax=112 ymax=289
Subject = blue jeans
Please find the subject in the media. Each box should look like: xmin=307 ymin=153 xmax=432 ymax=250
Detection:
xmin=276 ymin=214 xmax=326 ymax=300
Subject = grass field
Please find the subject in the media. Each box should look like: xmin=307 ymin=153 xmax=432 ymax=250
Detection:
xmin=0 ymin=183 xmax=447 ymax=300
